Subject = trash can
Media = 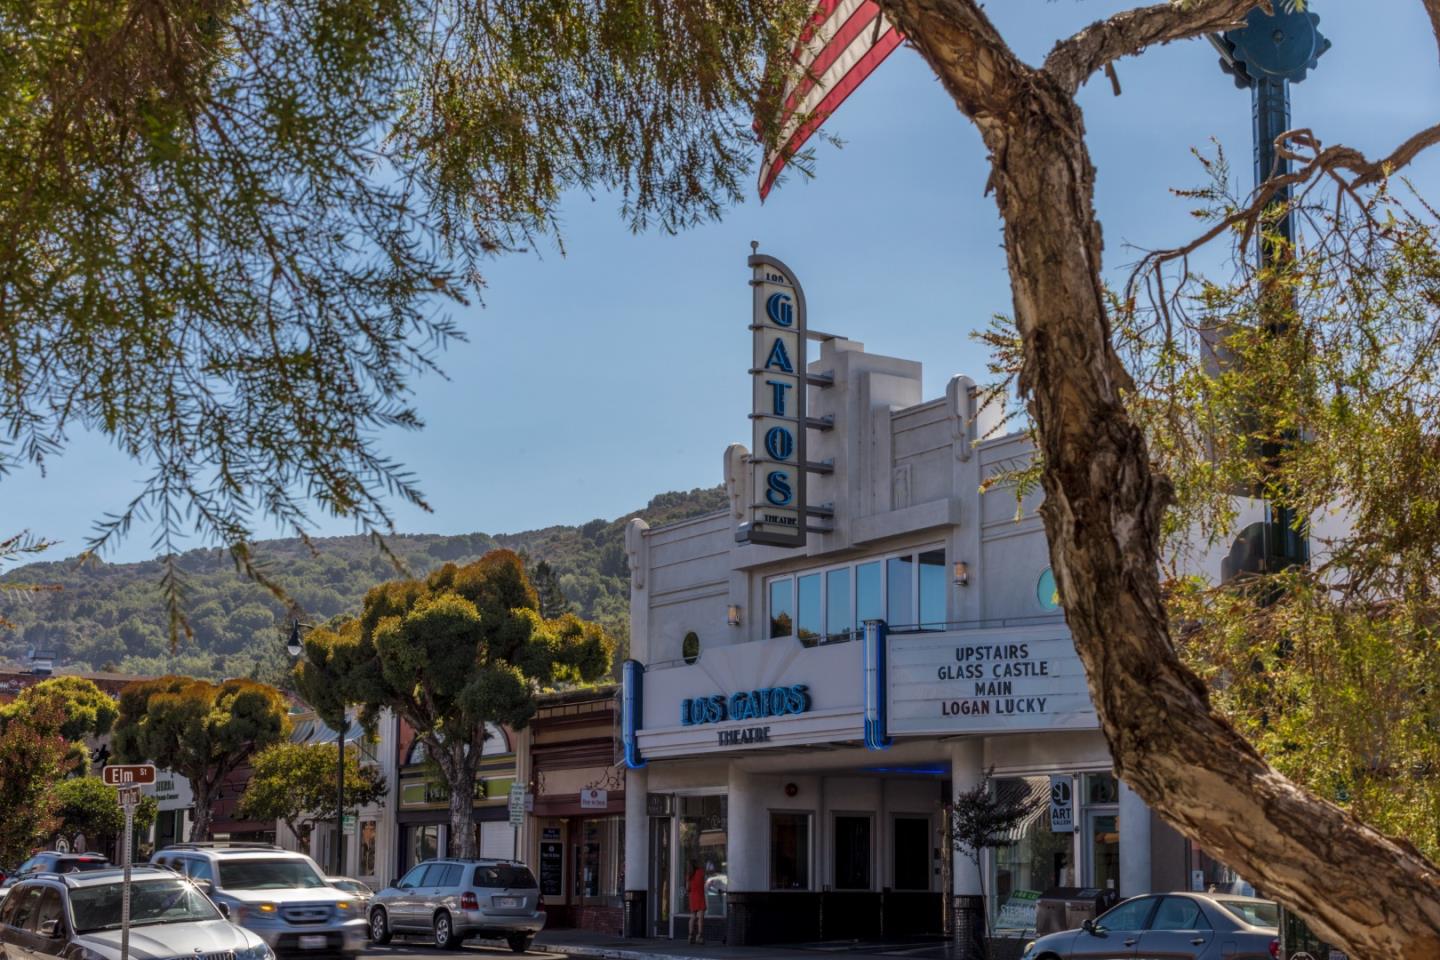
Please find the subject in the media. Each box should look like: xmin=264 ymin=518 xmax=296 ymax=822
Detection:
xmin=1034 ymin=887 xmax=1121 ymax=936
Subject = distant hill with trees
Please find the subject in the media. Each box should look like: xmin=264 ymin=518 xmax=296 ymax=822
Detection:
xmin=0 ymin=486 xmax=726 ymax=683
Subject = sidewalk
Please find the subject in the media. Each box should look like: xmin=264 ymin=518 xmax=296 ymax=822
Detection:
xmin=534 ymin=928 xmax=959 ymax=960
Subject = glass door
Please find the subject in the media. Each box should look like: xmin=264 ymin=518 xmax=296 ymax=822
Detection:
xmin=649 ymin=818 xmax=671 ymax=937
xmin=1085 ymin=810 xmax=1120 ymax=894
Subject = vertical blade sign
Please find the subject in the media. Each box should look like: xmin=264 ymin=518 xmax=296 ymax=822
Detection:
xmin=743 ymin=253 xmax=807 ymax=548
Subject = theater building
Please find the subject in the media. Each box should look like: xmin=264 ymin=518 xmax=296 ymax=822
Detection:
xmin=617 ymin=254 xmax=1192 ymax=948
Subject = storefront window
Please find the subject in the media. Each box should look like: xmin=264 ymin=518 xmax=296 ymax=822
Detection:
xmin=575 ymin=817 xmax=622 ymax=905
xmin=826 ymin=569 xmax=851 ymax=642
xmin=1087 ymin=812 xmax=1120 ymax=894
xmin=918 ymin=549 xmax=947 ymax=629
xmin=406 ymin=824 xmax=440 ymax=868
xmin=769 ymin=812 xmax=810 ymax=890
xmin=359 ymin=821 xmax=376 ymax=877
xmin=769 ymin=580 xmax=793 ymax=638
xmin=833 ymin=815 xmax=871 ymax=890
xmin=796 ymin=574 xmax=822 ymax=646
xmin=678 ymin=796 xmax=728 ymax=918
xmin=886 ymin=556 xmax=914 ymax=626
xmin=1084 ymin=773 xmax=1118 ymax=805
xmin=991 ymin=777 xmax=1070 ymax=934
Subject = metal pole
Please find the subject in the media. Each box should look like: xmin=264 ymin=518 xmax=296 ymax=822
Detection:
xmin=121 ymin=803 xmax=133 ymax=960
xmin=337 ymin=724 xmax=345 ymax=876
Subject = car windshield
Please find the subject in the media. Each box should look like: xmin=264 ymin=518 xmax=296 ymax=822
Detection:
xmin=71 ymin=879 xmax=221 ymax=933
xmin=218 ymin=859 xmax=327 ymax=890
xmin=334 ymin=880 xmax=371 ymax=896
xmin=1217 ymin=899 xmax=1279 ymax=928
xmin=472 ymin=865 xmax=537 ymax=890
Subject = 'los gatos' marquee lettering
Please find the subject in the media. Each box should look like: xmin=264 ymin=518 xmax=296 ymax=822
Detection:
xmin=742 ymin=253 xmax=808 ymax=548
xmin=680 ymin=684 xmax=811 ymax=726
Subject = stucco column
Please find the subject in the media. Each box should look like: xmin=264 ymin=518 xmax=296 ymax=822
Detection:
xmin=950 ymin=739 xmax=985 ymax=960
xmin=1119 ymin=779 xmax=1152 ymax=898
xmin=726 ymin=763 xmax=761 ymax=945
xmin=623 ymin=767 xmax=649 ymax=937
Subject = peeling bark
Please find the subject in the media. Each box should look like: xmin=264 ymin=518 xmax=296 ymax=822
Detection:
xmin=873 ymin=0 xmax=1440 ymax=954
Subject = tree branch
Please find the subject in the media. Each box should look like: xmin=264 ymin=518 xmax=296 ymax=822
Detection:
xmin=1044 ymin=0 xmax=1262 ymax=95
xmin=1424 ymin=0 xmax=1440 ymax=67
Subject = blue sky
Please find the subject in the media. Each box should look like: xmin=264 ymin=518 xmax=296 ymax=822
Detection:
xmin=8 ymin=0 xmax=1439 ymax=564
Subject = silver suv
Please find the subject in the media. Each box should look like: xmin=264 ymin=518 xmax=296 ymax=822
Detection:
xmin=369 ymin=859 xmax=545 ymax=952
xmin=151 ymin=843 xmax=365 ymax=959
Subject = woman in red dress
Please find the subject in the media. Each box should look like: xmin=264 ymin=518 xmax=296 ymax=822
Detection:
xmin=687 ymin=860 xmax=706 ymax=944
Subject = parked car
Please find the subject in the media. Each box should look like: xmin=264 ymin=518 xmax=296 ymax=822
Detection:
xmin=0 ymin=852 xmax=110 ymax=903
xmin=1021 ymin=891 xmax=1279 ymax=960
xmin=150 ymin=843 xmax=365 ymax=959
xmin=326 ymin=878 xmax=374 ymax=908
xmin=0 ymin=865 xmax=274 ymax=960
xmin=368 ymin=859 xmax=546 ymax=952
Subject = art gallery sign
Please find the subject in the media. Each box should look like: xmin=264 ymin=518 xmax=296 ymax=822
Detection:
xmin=885 ymin=626 xmax=1098 ymax=735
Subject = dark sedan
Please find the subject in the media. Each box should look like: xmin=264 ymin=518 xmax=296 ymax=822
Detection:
xmin=1021 ymin=892 xmax=1279 ymax=960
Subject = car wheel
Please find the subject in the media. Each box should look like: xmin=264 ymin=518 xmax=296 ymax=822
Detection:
xmin=433 ymin=910 xmax=461 ymax=949
xmin=369 ymin=908 xmax=392 ymax=945
xmin=506 ymin=934 xmax=532 ymax=954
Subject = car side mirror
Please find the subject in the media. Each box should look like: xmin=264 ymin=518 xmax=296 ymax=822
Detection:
xmin=217 ymin=903 xmax=230 ymax=919
xmin=1081 ymin=919 xmax=1095 ymax=934
xmin=39 ymin=919 xmax=61 ymax=938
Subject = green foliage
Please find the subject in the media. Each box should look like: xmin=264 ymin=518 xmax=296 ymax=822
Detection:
xmin=0 ymin=701 xmax=68 ymax=866
xmin=52 ymin=777 xmax=158 ymax=843
xmin=0 ymin=486 xmax=725 ymax=679
xmin=2 ymin=676 xmax=118 ymax=743
xmin=239 ymin=741 xmax=387 ymax=839
xmin=294 ymin=549 xmax=614 ymax=857
xmin=529 ymin=560 xmax=571 ymax=620
xmin=112 ymin=675 xmax=289 ymax=839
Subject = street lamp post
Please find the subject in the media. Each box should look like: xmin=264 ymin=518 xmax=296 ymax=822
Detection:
xmin=1210 ymin=4 xmax=1330 ymax=579
xmin=285 ymin=619 xmax=345 ymax=877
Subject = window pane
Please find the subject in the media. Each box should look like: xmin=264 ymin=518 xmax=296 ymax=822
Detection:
xmin=1096 ymin=896 xmax=1155 ymax=932
xmin=918 ymin=549 xmax=946 ymax=629
xmin=1151 ymin=897 xmax=1209 ymax=931
xmin=855 ymin=562 xmax=882 ymax=632
xmin=833 ymin=816 xmax=870 ymax=890
xmin=769 ymin=813 xmax=810 ymax=890
xmin=769 ymin=579 xmax=794 ymax=639
xmin=796 ymin=574 xmax=821 ymax=647
xmin=887 ymin=555 xmax=914 ymax=627
xmin=826 ymin=569 xmax=851 ymax=642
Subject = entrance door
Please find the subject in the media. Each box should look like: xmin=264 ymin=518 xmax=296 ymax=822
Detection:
xmin=892 ymin=816 xmax=931 ymax=890
xmin=649 ymin=818 xmax=671 ymax=937
xmin=1085 ymin=811 xmax=1120 ymax=895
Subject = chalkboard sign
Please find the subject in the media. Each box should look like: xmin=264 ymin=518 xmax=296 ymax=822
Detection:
xmin=539 ymin=841 xmax=563 ymax=896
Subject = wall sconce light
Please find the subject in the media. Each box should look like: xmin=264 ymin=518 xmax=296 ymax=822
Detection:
xmin=726 ymin=604 xmax=742 ymax=627
xmin=953 ymin=561 xmax=970 ymax=587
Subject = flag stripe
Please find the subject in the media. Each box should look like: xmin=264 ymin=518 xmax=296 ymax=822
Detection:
xmin=759 ymin=20 xmax=901 ymax=199
xmin=776 ymin=0 xmax=881 ymax=132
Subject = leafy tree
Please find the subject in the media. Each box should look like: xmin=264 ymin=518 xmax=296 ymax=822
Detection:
xmin=0 ymin=702 xmax=68 ymax=867
xmin=529 ymin=560 xmax=571 ymax=620
xmin=2 ymin=676 xmax=118 ymax=744
xmin=52 ymin=777 xmax=158 ymax=849
xmin=112 ymin=676 xmax=289 ymax=841
xmin=294 ymin=550 xmax=613 ymax=858
xmin=238 ymin=741 xmax=387 ymax=842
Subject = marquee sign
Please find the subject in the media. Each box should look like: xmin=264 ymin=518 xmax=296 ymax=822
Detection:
xmin=741 ymin=252 xmax=807 ymax=547
xmin=885 ymin=627 xmax=1097 ymax=735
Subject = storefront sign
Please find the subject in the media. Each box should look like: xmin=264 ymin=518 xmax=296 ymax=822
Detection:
xmin=886 ymin=628 xmax=1097 ymax=735
xmin=539 ymin=841 xmax=563 ymax=896
xmin=996 ymin=890 xmax=1040 ymax=930
xmin=580 ymin=788 xmax=609 ymax=809
xmin=740 ymin=252 xmax=807 ymax=548
xmin=680 ymin=684 xmax=811 ymax=726
xmin=717 ymin=725 xmax=771 ymax=747
xmin=1049 ymin=776 xmax=1074 ymax=833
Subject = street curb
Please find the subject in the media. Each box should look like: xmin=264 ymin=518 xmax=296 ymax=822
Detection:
xmin=541 ymin=942 xmax=702 ymax=960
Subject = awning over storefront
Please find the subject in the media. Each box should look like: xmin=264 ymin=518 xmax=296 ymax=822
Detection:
xmin=996 ymin=776 xmax=1052 ymax=841
xmin=290 ymin=715 xmax=366 ymax=744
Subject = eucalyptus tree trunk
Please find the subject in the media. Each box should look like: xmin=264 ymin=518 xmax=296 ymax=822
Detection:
xmin=867 ymin=0 xmax=1440 ymax=954
xmin=433 ymin=738 xmax=478 ymax=860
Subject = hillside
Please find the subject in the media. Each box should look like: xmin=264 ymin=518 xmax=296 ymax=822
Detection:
xmin=0 ymin=486 xmax=727 ymax=684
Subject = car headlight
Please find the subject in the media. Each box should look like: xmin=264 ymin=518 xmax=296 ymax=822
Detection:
xmin=235 ymin=941 xmax=275 ymax=960
xmin=1020 ymin=941 xmax=1037 ymax=960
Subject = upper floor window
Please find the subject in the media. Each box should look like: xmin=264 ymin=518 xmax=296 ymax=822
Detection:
xmin=767 ymin=547 xmax=947 ymax=645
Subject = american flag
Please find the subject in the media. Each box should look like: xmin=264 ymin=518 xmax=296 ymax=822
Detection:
xmin=758 ymin=0 xmax=904 ymax=200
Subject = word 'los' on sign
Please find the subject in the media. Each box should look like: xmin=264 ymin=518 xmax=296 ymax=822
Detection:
xmin=102 ymin=764 xmax=156 ymax=787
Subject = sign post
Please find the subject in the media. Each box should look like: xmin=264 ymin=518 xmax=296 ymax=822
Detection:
xmin=103 ymin=765 xmax=154 ymax=960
